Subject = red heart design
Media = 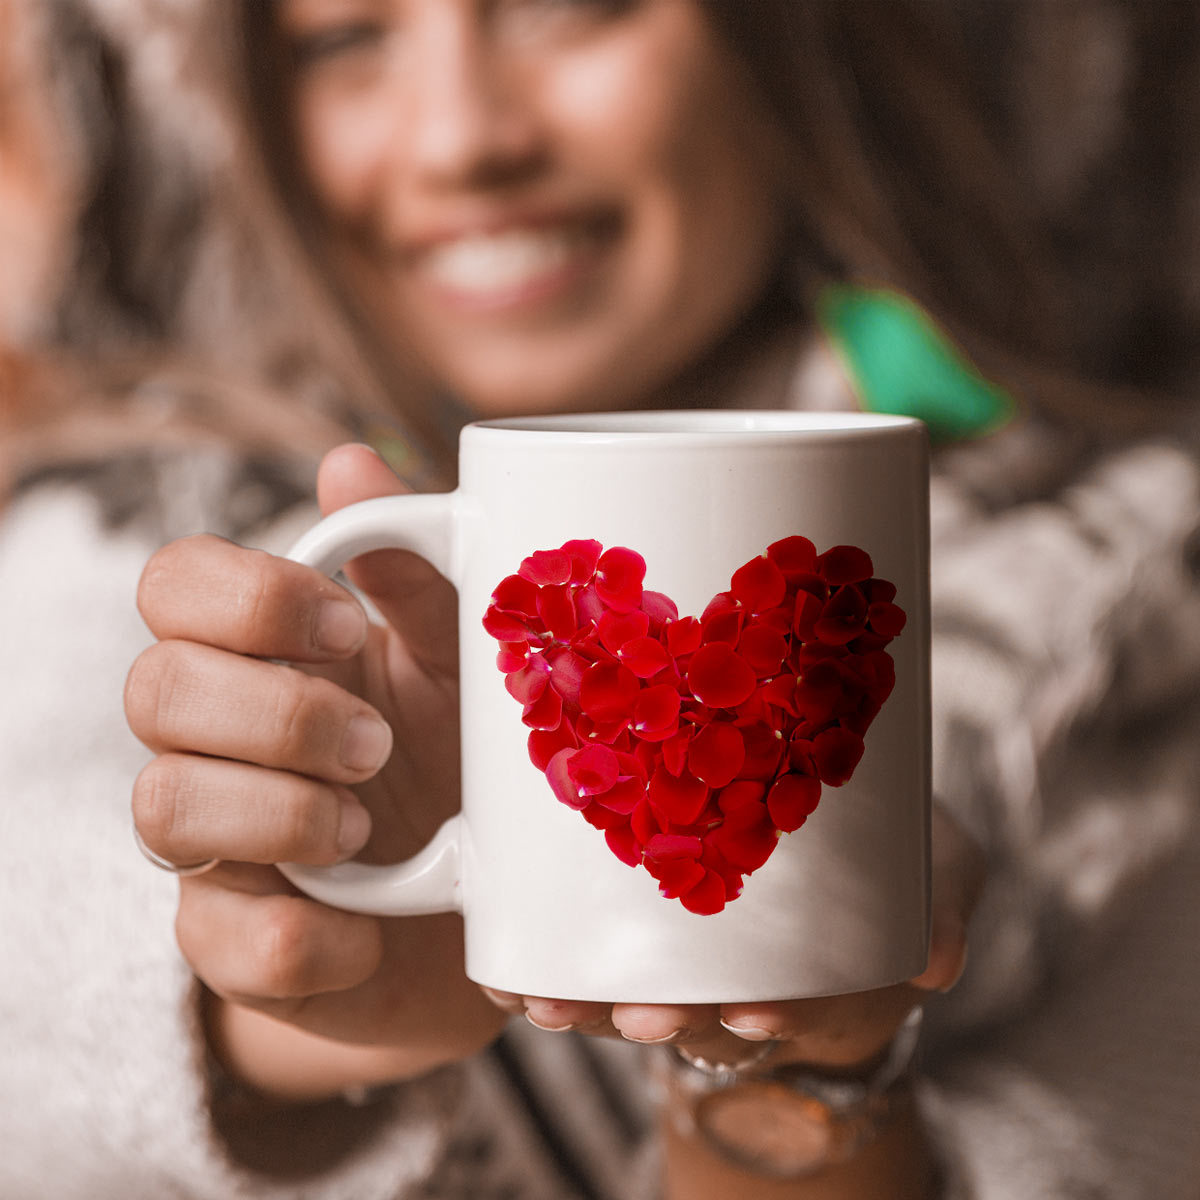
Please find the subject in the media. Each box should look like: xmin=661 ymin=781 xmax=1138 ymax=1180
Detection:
xmin=482 ymin=538 xmax=905 ymax=915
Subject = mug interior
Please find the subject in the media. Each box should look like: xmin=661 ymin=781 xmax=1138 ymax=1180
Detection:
xmin=469 ymin=410 xmax=923 ymax=440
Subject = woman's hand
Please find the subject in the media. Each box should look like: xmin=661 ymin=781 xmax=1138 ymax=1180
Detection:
xmin=481 ymin=802 xmax=985 ymax=1070
xmin=125 ymin=443 xmax=506 ymax=1100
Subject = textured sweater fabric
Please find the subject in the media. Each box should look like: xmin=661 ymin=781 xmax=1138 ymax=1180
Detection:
xmin=2 ymin=360 xmax=1199 ymax=1198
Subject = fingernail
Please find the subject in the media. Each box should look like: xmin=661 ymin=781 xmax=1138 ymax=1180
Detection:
xmin=314 ymin=599 xmax=367 ymax=655
xmin=340 ymin=715 xmax=393 ymax=772
xmin=335 ymin=793 xmax=372 ymax=859
xmin=718 ymin=1019 xmax=777 ymax=1042
xmin=619 ymin=1027 xmax=692 ymax=1045
xmin=526 ymin=1012 xmax=579 ymax=1033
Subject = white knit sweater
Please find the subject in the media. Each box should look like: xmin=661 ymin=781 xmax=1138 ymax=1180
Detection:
xmin=2 ymin=395 xmax=1199 ymax=1198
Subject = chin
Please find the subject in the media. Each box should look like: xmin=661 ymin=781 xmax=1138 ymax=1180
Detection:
xmin=451 ymin=368 xmax=633 ymax=420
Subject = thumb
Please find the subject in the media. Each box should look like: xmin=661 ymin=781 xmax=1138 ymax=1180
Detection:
xmin=316 ymin=443 xmax=459 ymax=678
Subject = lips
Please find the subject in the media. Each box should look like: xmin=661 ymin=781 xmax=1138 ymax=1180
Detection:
xmin=408 ymin=212 xmax=617 ymax=312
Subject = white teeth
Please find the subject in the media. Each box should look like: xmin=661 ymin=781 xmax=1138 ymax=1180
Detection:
xmin=421 ymin=228 xmax=582 ymax=295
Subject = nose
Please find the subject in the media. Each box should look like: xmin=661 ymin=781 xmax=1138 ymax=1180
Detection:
xmin=404 ymin=13 xmax=544 ymax=188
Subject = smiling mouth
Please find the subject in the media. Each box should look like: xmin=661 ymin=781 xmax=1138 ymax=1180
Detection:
xmin=413 ymin=216 xmax=617 ymax=312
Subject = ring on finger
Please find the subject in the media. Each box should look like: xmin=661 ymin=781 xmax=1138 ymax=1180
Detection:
xmin=132 ymin=819 xmax=220 ymax=877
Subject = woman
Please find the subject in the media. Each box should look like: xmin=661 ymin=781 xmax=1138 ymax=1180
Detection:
xmin=6 ymin=1 xmax=1200 ymax=1197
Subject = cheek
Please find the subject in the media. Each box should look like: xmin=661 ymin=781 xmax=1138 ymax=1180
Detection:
xmin=295 ymin=86 xmax=399 ymax=225
xmin=539 ymin=30 xmax=780 ymax=292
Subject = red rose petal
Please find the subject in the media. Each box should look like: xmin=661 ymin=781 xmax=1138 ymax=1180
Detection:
xmin=687 ymin=722 xmax=746 ymax=788
xmin=767 ymin=773 xmax=822 ymax=831
xmin=576 ymin=713 xmax=630 ymax=744
xmin=537 ymin=585 xmax=578 ymax=642
xmin=760 ymin=673 xmax=798 ymax=716
xmin=491 ymin=573 xmax=540 ymax=616
xmin=598 ymin=609 xmax=650 ymax=656
xmin=767 ymin=536 xmax=817 ymax=578
xmin=700 ymin=591 xmax=737 ymax=622
xmin=687 ymin=642 xmax=757 ymax=709
xmin=567 ymin=745 xmax=620 ymax=797
xmin=815 ymin=584 xmax=868 ymax=646
xmin=580 ymin=660 xmax=640 ymax=722
xmin=632 ymin=684 xmax=682 ymax=738
xmin=595 ymin=546 xmax=646 ymax=612
xmin=647 ymin=765 xmax=710 ymax=825
xmin=605 ymin=824 xmax=642 ymax=867
xmin=581 ymin=800 xmax=626 ymax=831
xmin=868 ymin=600 xmax=907 ymax=638
xmin=665 ymin=616 xmax=702 ymax=658
xmin=730 ymin=555 xmax=786 ymax=612
xmin=546 ymin=748 xmax=587 ymax=810
xmin=737 ymin=625 xmax=788 ymax=677
xmin=593 ymin=776 xmax=646 ymax=815
xmin=701 ymin=608 xmax=744 ymax=647
xmin=662 ymin=726 xmax=693 ymax=776
xmin=642 ymin=590 xmax=680 ymax=628
xmin=620 ymin=636 xmax=671 ymax=679
xmin=483 ymin=607 xmax=535 ymax=642
xmin=496 ymin=642 xmax=528 ymax=672
xmin=716 ymin=779 xmax=767 ymax=813
xmin=817 ymin=545 xmax=874 ymax=585
xmin=645 ymin=832 xmax=704 ymax=860
xmin=547 ymin=648 xmax=587 ymax=706
xmin=811 ymin=726 xmax=865 ymax=786
xmin=648 ymin=856 xmax=707 ymax=900
xmin=792 ymin=590 xmax=823 ymax=641
xmin=680 ymin=870 xmax=728 ymax=915
xmin=528 ymin=723 xmax=578 ymax=771
xmin=563 ymin=538 xmax=602 ymax=583
xmin=574 ymin=583 xmax=605 ymax=627
xmin=522 ymin=685 xmax=563 ymax=731
xmin=737 ymin=720 xmax=785 ymax=780
xmin=505 ymin=657 xmax=550 ymax=706
xmin=519 ymin=549 xmax=573 ymax=587
xmin=710 ymin=802 xmax=778 ymax=871
xmin=631 ymin=798 xmax=661 ymax=846
xmin=865 ymin=578 xmax=897 ymax=604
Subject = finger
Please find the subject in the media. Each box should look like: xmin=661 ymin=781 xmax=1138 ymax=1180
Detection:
xmin=914 ymin=802 xmax=987 ymax=993
xmin=718 ymin=984 xmax=918 ymax=1067
xmin=521 ymin=995 xmax=614 ymax=1034
xmin=176 ymin=875 xmax=383 ymax=1005
xmin=610 ymin=1002 xmax=722 ymax=1045
xmin=137 ymin=533 xmax=369 ymax=662
xmin=125 ymin=640 xmax=393 ymax=783
xmin=317 ymin=444 xmax=458 ymax=678
xmin=132 ymin=753 xmax=372 ymax=868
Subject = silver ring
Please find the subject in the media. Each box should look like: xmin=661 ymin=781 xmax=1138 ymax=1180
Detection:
xmin=133 ymin=820 xmax=220 ymax=877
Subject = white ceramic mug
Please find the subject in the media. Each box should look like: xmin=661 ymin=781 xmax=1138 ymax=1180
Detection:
xmin=280 ymin=412 xmax=930 ymax=1003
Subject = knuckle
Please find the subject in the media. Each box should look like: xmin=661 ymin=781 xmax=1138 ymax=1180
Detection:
xmin=267 ymin=670 xmax=335 ymax=767
xmin=136 ymin=535 xmax=221 ymax=621
xmin=230 ymin=547 xmax=285 ymax=636
xmin=124 ymin=640 xmax=200 ymax=745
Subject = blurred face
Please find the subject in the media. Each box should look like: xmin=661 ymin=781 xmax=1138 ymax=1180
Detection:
xmin=276 ymin=0 xmax=786 ymax=415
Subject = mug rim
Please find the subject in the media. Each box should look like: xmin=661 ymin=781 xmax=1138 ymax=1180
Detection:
xmin=465 ymin=410 xmax=925 ymax=443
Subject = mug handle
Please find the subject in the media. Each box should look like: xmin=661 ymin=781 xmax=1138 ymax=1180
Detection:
xmin=275 ymin=492 xmax=466 ymax=917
